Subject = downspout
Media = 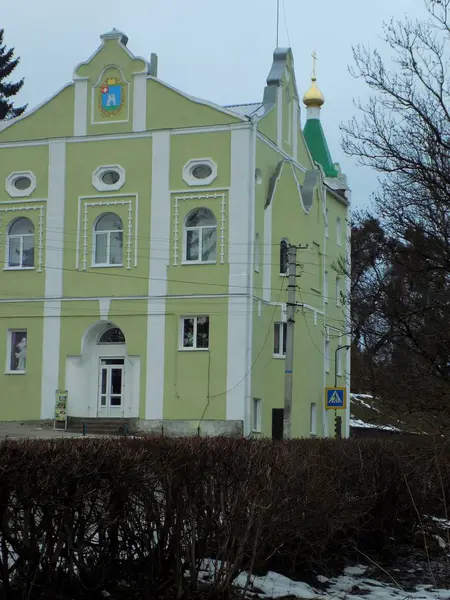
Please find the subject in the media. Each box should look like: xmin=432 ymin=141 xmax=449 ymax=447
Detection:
xmin=244 ymin=116 xmax=258 ymax=436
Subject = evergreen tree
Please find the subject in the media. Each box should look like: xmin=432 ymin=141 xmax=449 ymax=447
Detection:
xmin=0 ymin=29 xmax=26 ymax=120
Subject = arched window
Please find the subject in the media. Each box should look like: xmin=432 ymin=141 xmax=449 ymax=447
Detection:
xmin=280 ymin=239 xmax=289 ymax=275
xmin=254 ymin=232 xmax=261 ymax=273
xmin=7 ymin=217 xmax=35 ymax=268
xmin=93 ymin=213 xmax=123 ymax=266
xmin=185 ymin=208 xmax=217 ymax=263
xmin=98 ymin=327 xmax=126 ymax=344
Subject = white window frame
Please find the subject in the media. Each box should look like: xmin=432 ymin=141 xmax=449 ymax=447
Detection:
xmin=336 ymin=216 xmax=342 ymax=246
xmin=182 ymin=158 xmax=217 ymax=187
xmin=184 ymin=210 xmax=217 ymax=265
xmin=310 ymin=402 xmax=317 ymax=436
xmin=92 ymin=214 xmax=124 ymax=268
xmin=180 ymin=316 xmax=210 ymax=351
xmin=279 ymin=239 xmax=289 ymax=276
xmin=5 ymin=218 xmax=35 ymax=270
xmin=92 ymin=165 xmax=126 ymax=192
xmin=6 ymin=329 xmax=27 ymax=374
xmin=324 ymin=270 xmax=329 ymax=304
xmin=252 ymin=398 xmax=262 ymax=433
xmin=6 ymin=171 xmax=37 ymax=198
xmin=273 ymin=322 xmax=287 ymax=358
xmin=325 ymin=330 xmax=331 ymax=373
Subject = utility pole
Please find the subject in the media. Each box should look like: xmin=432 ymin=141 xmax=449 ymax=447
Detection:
xmin=334 ymin=344 xmax=350 ymax=439
xmin=283 ymin=245 xmax=297 ymax=440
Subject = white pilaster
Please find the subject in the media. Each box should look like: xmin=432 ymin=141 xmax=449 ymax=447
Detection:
xmin=74 ymin=80 xmax=88 ymax=136
xmin=145 ymin=131 xmax=170 ymax=419
xmin=277 ymin=86 xmax=283 ymax=147
xmin=227 ymin=127 xmax=253 ymax=425
xmin=133 ymin=73 xmax=147 ymax=132
xmin=345 ymin=210 xmax=351 ymax=437
xmin=263 ymin=204 xmax=272 ymax=303
xmin=41 ymin=140 xmax=66 ymax=419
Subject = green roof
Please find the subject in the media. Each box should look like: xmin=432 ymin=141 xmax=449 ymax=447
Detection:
xmin=303 ymin=118 xmax=338 ymax=178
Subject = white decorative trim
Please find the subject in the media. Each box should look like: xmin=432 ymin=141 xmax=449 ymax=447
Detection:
xmin=76 ymin=194 xmax=138 ymax=271
xmin=90 ymin=66 xmax=130 ymax=126
xmin=74 ymin=79 xmax=88 ymax=136
xmin=0 ymin=204 xmax=44 ymax=272
xmin=41 ymin=140 xmax=66 ymax=419
xmin=99 ymin=298 xmax=111 ymax=320
xmin=92 ymin=164 xmax=126 ymax=192
xmin=146 ymin=131 xmax=171 ymax=420
xmin=293 ymin=104 xmax=298 ymax=159
xmin=133 ymin=72 xmax=147 ymax=132
xmin=0 ymin=292 xmax=248 ymax=304
xmin=182 ymin=158 xmax=218 ymax=187
xmin=172 ymin=192 xmax=227 ymax=266
xmin=263 ymin=203 xmax=272 ymax=303
xmin=6 ymin=171 xmax=37 ymax=198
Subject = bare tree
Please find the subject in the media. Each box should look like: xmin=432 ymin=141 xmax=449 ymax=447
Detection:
xmin=342 ymin=0 xmax=450 ymax=433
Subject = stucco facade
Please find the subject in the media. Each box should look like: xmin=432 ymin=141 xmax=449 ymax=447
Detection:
xmin=0 ymin=30 xmax=350 ymax=437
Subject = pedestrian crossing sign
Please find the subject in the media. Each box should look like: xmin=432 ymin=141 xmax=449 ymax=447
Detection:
xmin=325 ymin=387 xmax=346 ymax=410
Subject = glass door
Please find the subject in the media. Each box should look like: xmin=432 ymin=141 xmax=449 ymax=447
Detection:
xmin=98 ymin=358 xmax=125 ymax=417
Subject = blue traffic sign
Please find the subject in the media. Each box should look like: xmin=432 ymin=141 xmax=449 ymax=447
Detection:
xmin=325 ymin=387 xmax=346 ymax=410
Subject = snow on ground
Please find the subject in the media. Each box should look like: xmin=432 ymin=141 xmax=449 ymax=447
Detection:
xmin=349 ymin=417 xmax=402 ymax=432
xmin=196 ymin=560 xmax=450 ymax=599
xmin=351 ymin=393 xmax=380 ymax=412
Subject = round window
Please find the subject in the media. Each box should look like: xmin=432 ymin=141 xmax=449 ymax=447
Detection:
xmin=13 ymin=176 xmax=32 ymax=191
xmin=101 ymin=170 xmax=121 ymax=185
xmin=191 ymin=164 xmax=213 ymax=180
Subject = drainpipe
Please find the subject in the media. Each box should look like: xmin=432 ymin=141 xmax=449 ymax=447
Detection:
xmin=244 ymin=117 xmax=258 ymax=436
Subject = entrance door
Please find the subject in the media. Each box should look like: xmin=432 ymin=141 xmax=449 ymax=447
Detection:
xmin=98 ymin=358 xmax=125 ymax=417
xmin=272 ymin=408 xmax=284 ymax=440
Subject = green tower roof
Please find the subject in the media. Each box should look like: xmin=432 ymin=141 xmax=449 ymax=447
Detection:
xmin=303 ymin=118 xmax=338 ymax=178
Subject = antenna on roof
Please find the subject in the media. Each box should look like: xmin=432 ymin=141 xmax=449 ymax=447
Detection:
xmin=276 ymin=0 xmax=280 ymax=48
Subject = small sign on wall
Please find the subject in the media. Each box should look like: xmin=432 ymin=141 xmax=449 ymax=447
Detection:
xmin=54 ymin=390 xmax=68 ymax=430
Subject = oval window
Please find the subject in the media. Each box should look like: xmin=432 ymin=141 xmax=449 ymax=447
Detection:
xmin=101 ymin=170 xmax=121 ymax=185
xmin=13 ymin=176 xmax=32 ymax=191
xmin=191 ymin=164 xmax=213 ymax=180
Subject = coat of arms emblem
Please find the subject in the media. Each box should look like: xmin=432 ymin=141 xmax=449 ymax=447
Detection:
xmin=99 ymin=76 xmax=124 ymax=116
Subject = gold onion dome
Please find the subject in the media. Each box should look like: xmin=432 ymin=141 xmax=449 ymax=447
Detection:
xmin=302 ymin=76 xmax=325 ymax=108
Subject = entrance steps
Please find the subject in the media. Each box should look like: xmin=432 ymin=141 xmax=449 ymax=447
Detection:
xmin=67 ymin=417 xmax=136 ymax=436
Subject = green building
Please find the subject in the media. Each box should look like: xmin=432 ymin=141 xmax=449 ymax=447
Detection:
xmin=0 ymin=30 xmax=350 ymax=437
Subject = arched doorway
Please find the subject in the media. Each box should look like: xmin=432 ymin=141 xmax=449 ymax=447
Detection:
xmin=65 ymin=321 xmax=140 ymax=419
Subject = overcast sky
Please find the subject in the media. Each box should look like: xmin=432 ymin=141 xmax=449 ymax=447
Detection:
xmin=3 ymin=0 xmax=428 ymax=210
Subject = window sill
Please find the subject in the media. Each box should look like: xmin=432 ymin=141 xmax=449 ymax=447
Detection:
xmin=279 ymin=273 xmax=288 ymax=277
xmin=252 ymin=428 xmax=262 ymax=434
xmin=90 ymin=264 xmax=124 ymax=268
xmin=179 ymin=347 xmax=209 ymax=352
xmin=273 ymin=354 xmax=286 ymax=359
xmin=181 ymin=260 xmax=217 ymax=266
xmin=3 ymin=266 xmax=34 ymax=271
xmin=5 ymin=370 xmax=26 ymax=375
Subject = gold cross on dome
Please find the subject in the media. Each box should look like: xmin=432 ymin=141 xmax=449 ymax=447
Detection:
xmin=312 ymin=51 xmax=317 ymax=78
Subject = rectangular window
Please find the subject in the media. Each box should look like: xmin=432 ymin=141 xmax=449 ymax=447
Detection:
xmin=336 ymin=276 xmax=342 ymax=306
xmin=180 ymin=317 xmax=209 ymax=350
xmin=274 ymin=322 xmax=287 ymax=357
xmin=254 ymin=233 xmax=260 ymax=273
xmin=325 ymin=337 xmax=330 ymax=373
xmin=252 ymin=398 xmax=262 ymax=432
xmin=325 ymin=208 xmax=329 ymax=238
xmin=7 ymin=330 xmax=27 ymax=373
xmin=310 ymin=402 xmax=317 ymax=436
xmin=324 ymin=270 xmax=329 ymax=303
xmin=336 ymin=217 xmax=342 ymax=246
